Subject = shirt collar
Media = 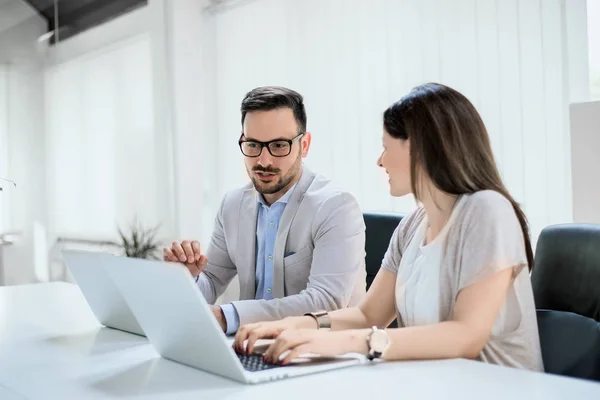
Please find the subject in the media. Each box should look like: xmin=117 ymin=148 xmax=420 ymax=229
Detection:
xmin=258 ymin=181 xmax=298 ymax=207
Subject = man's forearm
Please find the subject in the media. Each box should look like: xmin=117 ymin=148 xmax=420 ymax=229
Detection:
xmin=231 ymin=286 xmax=343 ymax=327
xmin=196 ymin=273 xmax=217 ymax=304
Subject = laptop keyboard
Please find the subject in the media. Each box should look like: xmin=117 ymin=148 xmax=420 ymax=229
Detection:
xmin=237 ymin=353 xmax=285 ymax=372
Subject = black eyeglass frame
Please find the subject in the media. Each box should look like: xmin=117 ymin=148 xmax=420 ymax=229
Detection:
xmin=238 ymin=132 xmax=305 ymax=157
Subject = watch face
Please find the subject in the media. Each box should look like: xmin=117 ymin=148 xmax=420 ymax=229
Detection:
xmin=371 ymin=330 xmax=389 ymax=352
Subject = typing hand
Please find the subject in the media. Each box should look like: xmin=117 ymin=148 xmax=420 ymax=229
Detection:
xmin=262 ymin=329 xmax=368 ymax=365
xmin=233 ymin=316 xmax=318 ymax=355
xmin=163 ymin=240 xmax=208 ymax=277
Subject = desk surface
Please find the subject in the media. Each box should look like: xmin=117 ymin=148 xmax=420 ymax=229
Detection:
xmin=1 ymin=282 xmax=599 ymax=399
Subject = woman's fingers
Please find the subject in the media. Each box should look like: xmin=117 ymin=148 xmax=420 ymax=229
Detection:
xmin=264 ymin=330 xmax=308 ymax=363
xmin=281 ymin=344 xmax=311 ymax=365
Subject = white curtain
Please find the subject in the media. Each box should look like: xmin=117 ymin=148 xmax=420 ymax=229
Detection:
xmin=44 ymin=34 xmax=159 ymax=241
xmin=209 ymin=0 xmax=572 ymax=244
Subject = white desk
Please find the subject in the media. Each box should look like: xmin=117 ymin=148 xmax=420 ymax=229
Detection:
xmin=1 ymin=282 xmax=599 ymax=399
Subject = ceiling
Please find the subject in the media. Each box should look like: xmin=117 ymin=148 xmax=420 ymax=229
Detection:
xmin=23 ymin=0 xmax=147 ymax=42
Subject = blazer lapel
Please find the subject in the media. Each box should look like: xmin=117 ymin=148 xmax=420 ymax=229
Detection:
xmin=272 ymin=165 xmax=317 ymax=298
xmin=237 ymin=188 xmax=259 ymax=300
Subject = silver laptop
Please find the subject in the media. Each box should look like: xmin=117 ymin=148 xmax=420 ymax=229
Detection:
xmin=103 ymin=255 xmax=365 ymax=384
xmin=61 ymin=250 xmax=145 ymax=337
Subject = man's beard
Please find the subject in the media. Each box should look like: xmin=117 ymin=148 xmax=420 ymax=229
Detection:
xmin=250 ymin=150 xmax=302 ymax=195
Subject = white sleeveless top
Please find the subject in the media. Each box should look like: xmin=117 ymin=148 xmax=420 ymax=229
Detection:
xmin=395 ymin=197 xmax=458 ymax=326
xmin=382 ymin=191 xmax=544 ymax=372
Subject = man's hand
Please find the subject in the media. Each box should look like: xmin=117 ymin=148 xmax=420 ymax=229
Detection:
xmin=210 ymin=305 xmax=227 ymax=332
xmin=163 ymin=240 xmax=208 ymax=277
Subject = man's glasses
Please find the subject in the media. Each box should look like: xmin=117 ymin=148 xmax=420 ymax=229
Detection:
xmin=239 ymin=132 xmax=304 ymax=158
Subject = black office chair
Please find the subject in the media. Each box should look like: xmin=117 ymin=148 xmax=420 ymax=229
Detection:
xmin=531 ymin=224 xmax=600 ymax=322
xmin=363 ymin=212 xmax=403 ymax=328
xmin=537 ymin=310 xmax=600 ymax=381
xmin=532 ymin=223 xmax=600 ymax=381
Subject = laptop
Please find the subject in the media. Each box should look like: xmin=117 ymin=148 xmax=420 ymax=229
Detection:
xmin=103 ymin=255 xmax=365 ymax=384
xmin=61 ymin=249 xmax=145 ymax=337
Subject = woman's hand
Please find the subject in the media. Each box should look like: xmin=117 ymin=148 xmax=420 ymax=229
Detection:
xmin=263 ymin=329 xmax=369 ymax=365
xmin=233 ymin=316 xmax=318 ymax=355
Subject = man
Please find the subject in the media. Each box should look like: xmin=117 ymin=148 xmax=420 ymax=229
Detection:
xmin=164 ymin=86 xmax=366 ymax=335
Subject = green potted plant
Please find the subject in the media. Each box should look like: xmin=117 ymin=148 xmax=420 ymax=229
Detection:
xmin=116 ymin=217 xmax=162 ymax=260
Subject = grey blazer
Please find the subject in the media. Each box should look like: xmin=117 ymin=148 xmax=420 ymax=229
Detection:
xmin=196 ymin=166 xmax=367 ymax=326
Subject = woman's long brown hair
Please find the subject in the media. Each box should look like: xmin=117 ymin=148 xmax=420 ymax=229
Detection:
xmin=383 ymin=83 xmax=534 ymax=271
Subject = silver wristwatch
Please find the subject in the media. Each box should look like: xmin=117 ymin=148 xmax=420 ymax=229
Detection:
xmin=367 ymin=326 xmax=390 ymax=360
xmin=304 ymin=310 xmax=331 ymax=329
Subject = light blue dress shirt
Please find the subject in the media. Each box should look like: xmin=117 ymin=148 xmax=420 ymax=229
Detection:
xmin=220 ymin=183 xmax=297 ymax=335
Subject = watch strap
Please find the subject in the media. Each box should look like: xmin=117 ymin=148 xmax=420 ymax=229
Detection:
xmin=304 ymin=310 xmax=331 ymax=329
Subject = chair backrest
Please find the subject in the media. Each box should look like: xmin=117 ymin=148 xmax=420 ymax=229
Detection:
xmin=363 ymin=212 xmax=403 ymax=329
xmin=537 ymin=309 xmax=600 ymax=381
xmin=363 ymin=212 xmax=403 ymax=290
xmin=531 ymin=224 xmax=600 ymax=322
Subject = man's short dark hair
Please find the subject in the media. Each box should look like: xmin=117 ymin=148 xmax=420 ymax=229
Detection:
xmin=240 ymin=86 xmax=307 ymax=133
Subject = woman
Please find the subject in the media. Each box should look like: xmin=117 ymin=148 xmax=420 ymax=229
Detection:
xmin=233 ymin=83 xmax=544 ymax=372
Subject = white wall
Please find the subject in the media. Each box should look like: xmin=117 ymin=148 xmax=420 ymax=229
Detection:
xmin=0 ymin=5 xmax=48 ymax=285
xmin=0 ymin=0 xmax=40 ymax=34
xmin=588 ymin=0 xmax=600 ymax=99
xmin=205 ymin=0 xmax=576 ymax=246
xmin=564 ymin=0 xmax=590 ymax=102
xmin=156 ymin=0 xmax=240 ymax=303
xmin=570 ymin=101 xmax=600 ymax=224
xmin=0 ymin=66 xmax=9 ymax=232
xmin=166 ymin=0 xmax=217 ymax=243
